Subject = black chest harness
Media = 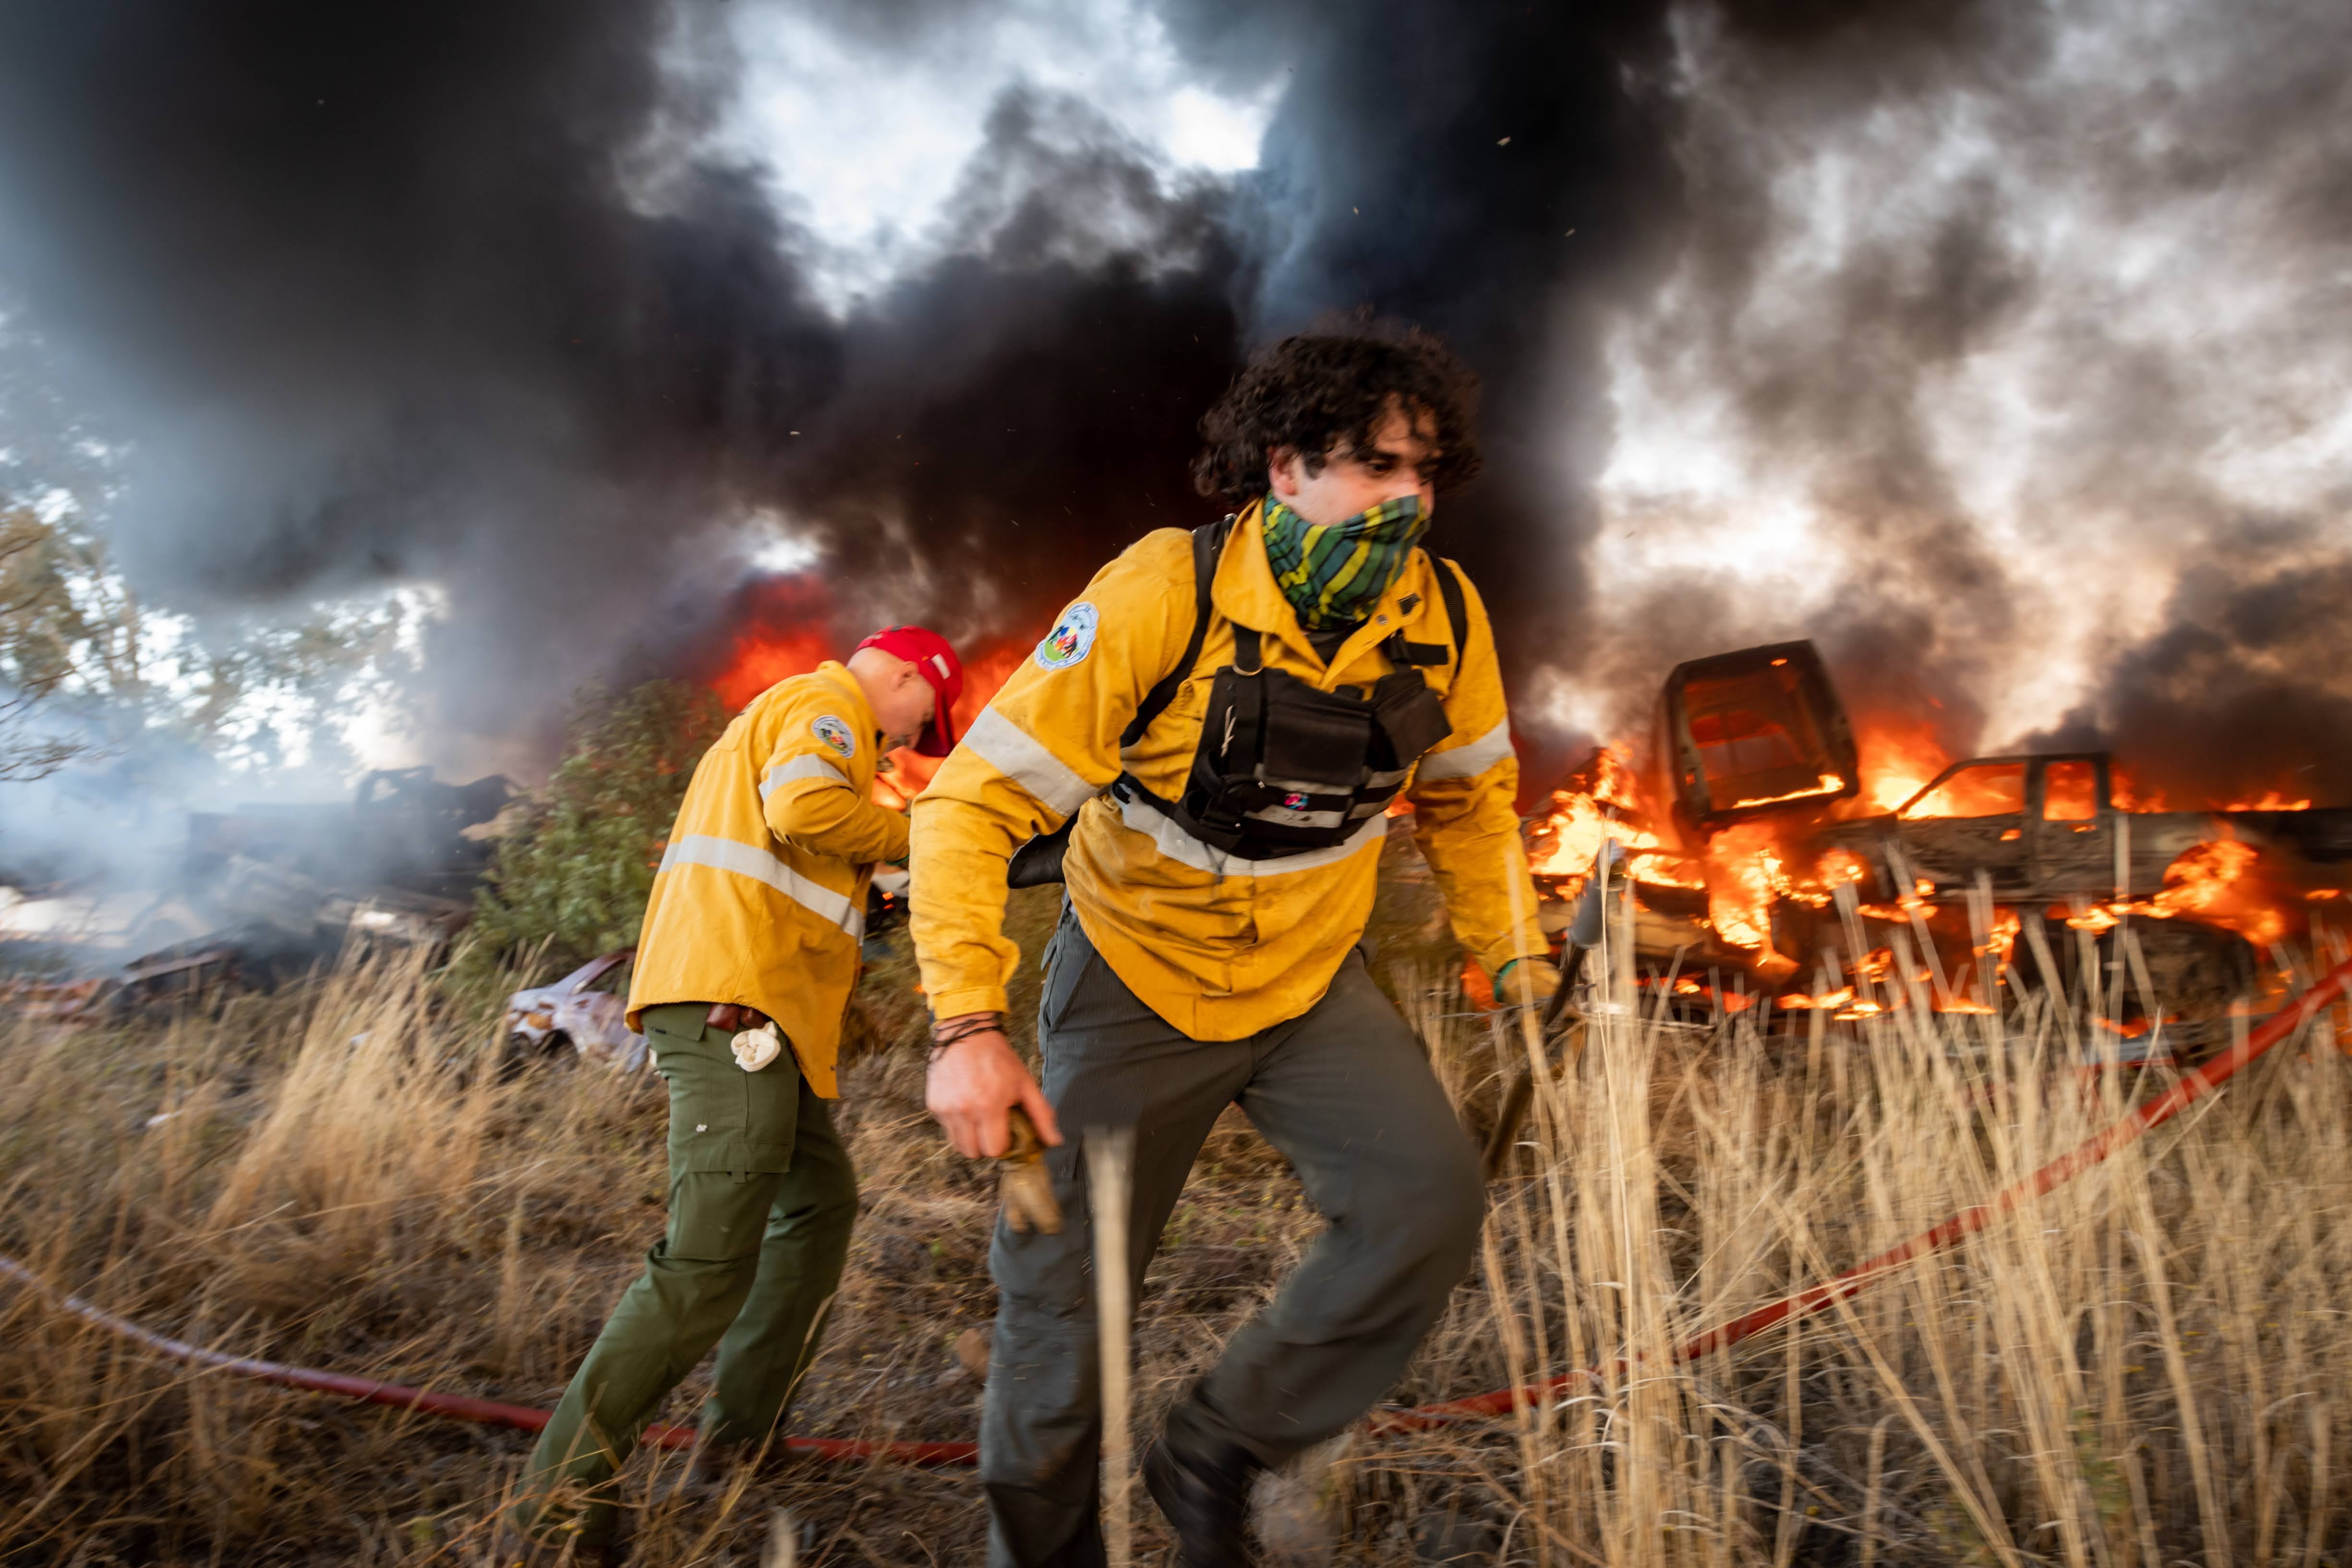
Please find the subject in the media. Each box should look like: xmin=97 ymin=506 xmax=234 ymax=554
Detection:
xmin=1008 ymin=518 xmax=1467 ymax=886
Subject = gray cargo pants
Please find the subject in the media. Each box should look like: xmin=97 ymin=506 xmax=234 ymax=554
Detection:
xmin=984 ymin=903 xmax=1485 ymax=1568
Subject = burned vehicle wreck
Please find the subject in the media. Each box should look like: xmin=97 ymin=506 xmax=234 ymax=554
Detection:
xmin=1528 ymin=641 xmax=2352 ymax=1047
xmin=0 ymin=767 xmax=516 ymax=1012
xmin=503 ymin=949 xmax=646 ymax=1072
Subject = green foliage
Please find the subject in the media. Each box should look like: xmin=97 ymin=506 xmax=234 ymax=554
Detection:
xmin=2072 ymin=1407 xmax=2135 ymax=1551
xmin=2 ymin=325 xmax=422 ymax=783
xmin=0 ymin=503 xmax=86 ymax=779
xmin=460 ymin=679 xmax=731 ymax=981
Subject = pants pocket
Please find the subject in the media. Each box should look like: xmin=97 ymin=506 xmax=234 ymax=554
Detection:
xmin=1038 ymin=905 xmax=1098 ymax=1036
xmin=667 ymin=1169 xmax=781 ymax=1262
xmin=662 ymin=1045 xmax=803 ymax=1262
xmin=658 ymin=1014 xmax=802 ymax=1181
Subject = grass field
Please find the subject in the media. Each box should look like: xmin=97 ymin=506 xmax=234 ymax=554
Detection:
xmin=4 ymin=830 xmax=2351 ymax=1566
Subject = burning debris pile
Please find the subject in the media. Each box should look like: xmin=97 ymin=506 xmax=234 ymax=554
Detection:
xmin=1524 ymin=640 xmax=2352 ymax=1048
xmin=0 ymin=767 xmax=514 ymax=1017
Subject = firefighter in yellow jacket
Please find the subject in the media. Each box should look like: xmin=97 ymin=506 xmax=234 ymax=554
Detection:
xmin=509 ymin=627 xmax=965 ymax=1560
xmin=912 ymin=329 xmax=1557 ymax=1568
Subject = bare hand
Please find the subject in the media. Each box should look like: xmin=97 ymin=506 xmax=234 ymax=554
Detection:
xmin=927 ymin=1017 xmax=1062 ymax=1158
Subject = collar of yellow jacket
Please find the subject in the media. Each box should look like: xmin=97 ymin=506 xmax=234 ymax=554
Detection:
xmin=803 ymin=659 xmax=883 ymax=753
xmin=1216 ymin=497 xmax=1442 ymax=686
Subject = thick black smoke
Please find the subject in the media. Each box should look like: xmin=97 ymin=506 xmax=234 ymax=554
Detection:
xmin=1570 ymin=0 xmax=2352 ymax=800
xmin=11 ymin=0 xmax=2339 ymax=808
xmin=742 ymin=88 xmax=1246 ymax=642
xmin=0 ymin=0 xmax=1688 ymax=775
xmin=1165 ymin=0 xmax=1685 ymax=688
xmin=2028 ymin=556 xmax=2352 ymax=808
xmin=0 ymin=0 xmax=845 ymax=748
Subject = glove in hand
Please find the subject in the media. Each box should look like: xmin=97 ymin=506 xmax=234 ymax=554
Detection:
xmin=731 ymin=1022 xmax=783 ymax=1072
xmin=999 ymin=1107 xmax=1063 ymax=1234
xmin=1498 ymin=959 xmax=1561 ymax=1009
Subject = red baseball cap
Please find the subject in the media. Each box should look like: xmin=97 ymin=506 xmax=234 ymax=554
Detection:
xmin=855 ymin=625 xmax=965 ymax=757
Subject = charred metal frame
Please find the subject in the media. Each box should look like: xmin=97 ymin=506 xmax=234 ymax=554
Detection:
xmin=1652 ymin=639 xmax=1860 ymax=842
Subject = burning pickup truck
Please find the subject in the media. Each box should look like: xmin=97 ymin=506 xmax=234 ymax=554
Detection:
xmin=1528 ymin=641 xmax=2352 ymax=1041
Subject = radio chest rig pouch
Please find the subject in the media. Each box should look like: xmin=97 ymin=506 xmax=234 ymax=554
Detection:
xmin=1006 ymin=518 xmax=1468 ymax=885
xmin=1160 ymin=623 xmax=1453 ymax=855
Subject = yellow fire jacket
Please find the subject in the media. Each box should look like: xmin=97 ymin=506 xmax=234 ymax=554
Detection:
xmin=910 ymin=504 xmax=1545 ymax=1039
xmin=627 ymin=661 xmax=908 ymax=1096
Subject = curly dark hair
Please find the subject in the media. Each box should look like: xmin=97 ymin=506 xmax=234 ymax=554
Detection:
xmin=1190 ymin=325 xmax=1484 ymax=507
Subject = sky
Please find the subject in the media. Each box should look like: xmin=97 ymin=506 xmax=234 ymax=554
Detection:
xmin=0 ymin=0 xmax=2343 ymax=814
xmin=721 ymin=0 xmax=1275 ymax=307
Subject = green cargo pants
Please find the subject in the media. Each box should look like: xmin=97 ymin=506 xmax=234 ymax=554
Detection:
xmin=511 ymin=1002 xmax=859 ymax=1547
xmin=983 ymin=903 xmax=1486 ymax=1568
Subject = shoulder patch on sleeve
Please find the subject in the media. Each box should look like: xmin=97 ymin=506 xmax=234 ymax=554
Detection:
xmin=1035 ymin=601 xmax=1098 ymax=671
xmin=810 ymin=714 xmax=856 ymax=759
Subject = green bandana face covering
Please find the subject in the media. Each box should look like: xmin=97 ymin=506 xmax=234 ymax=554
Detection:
xmin=1261 ymin=493 xmax=1432 ymax=631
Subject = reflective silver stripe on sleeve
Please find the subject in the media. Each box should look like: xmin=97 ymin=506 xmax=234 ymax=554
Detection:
xmin=759 ymin=753 xmax=850 ymax=802
xmin=1413 ymin=719 xmax=1513 ymax=782
xmin=658 ymin=834 xmax=865 ymax=940
xmin=961 ymin=707 xmax=1098 ymax=818
xmin=1113 ymin=790 xmax=1385 ymax=877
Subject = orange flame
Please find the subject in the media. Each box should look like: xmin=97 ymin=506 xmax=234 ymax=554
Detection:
xmin=1504 ymin=702 xmax=2325 ymax=1005
xmin=1731 ymin=774 xmax=1846 ymax=810
xmin=2111 ymin=768 xmax=2167 ymax=812
xmin=1854 ymin=716 xmax=1952 ymax=814
xmin=1819 ymin=848 xmax=1870 ymax=886
xmin=2115 ymin=766 xmax=2314 ymax=814
xmin=2062 ymin=901 xmax=2121 ymax=934
xmin=2042 ymin=760 xmax=2100 ymax=821
xmin=1901 ymin=761 xmax=2028 ymax=820
xmin=2025 ymin=833 xmax=2296 ymax=949
xmin=709 ymin=606 xmax=1026 ymax=808
xmin=2146 ymin=834 xmax=2285 ymax=947
xmin=713 ymin=628 xmax=831 ymax=711
xmin=2225 ymin=790 xmax=2313 ymax=811
xmin=1527 ymin=748 xmax=1698 ymax=885
xmin=1703 ymin=821 xmax=1784 ymax=951
xmin=1980 ymin=906 xmax=2021 ymax=968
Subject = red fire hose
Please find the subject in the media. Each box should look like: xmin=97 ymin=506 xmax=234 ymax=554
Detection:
xmin=1378 ymin=953 xmax=2352 ymax=1430
xmin=0 ymin=1251 xmax=975 ymax=1466
xmin=5 ymin=957 xmax=2345 ymax=1462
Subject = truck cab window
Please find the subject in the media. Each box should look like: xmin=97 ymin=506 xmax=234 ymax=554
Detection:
xmin=2043 ymin=760 xmax=2099 ymax=821
xmin=1901 ymin=761 xmax=2026 ymax=820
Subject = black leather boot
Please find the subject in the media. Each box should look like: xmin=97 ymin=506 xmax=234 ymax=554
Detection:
xmin=491 ymin=1521 xmax=623 ymax=1567
xmin=1141 ymin=1420 xmax=1263 ymax=1568
xmin=658 ymin=1438 xmax=746 ymax=1505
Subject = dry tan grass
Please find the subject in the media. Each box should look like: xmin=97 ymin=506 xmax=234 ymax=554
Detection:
xmin=1374 ymin=901 xmax=2352 ymax=1568
xmin=3 ymin=858 xmax=2350 ymax=1565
